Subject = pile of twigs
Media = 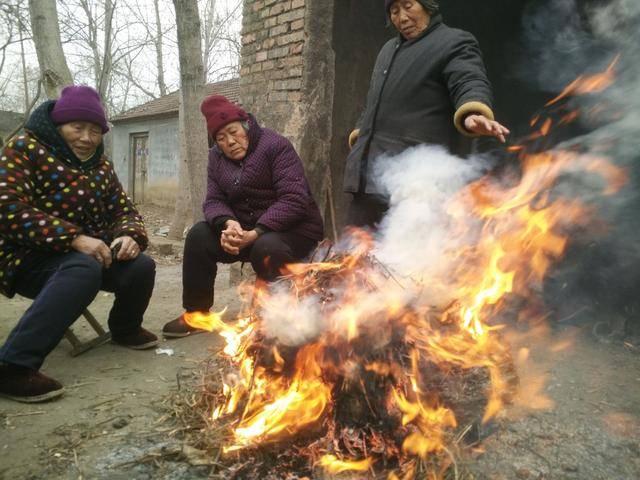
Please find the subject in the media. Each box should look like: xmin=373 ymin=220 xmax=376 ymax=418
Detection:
xmin=166 ymin=248 xmax=517 ymax=479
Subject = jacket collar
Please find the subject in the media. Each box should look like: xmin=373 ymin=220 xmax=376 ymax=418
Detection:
xmin=397 ymin=14 xmax=443 ymax=46
xmin=25 ymin=101 xmax=104 ymax=170
xmin=245 ymin=114 xmax=263 ymax=157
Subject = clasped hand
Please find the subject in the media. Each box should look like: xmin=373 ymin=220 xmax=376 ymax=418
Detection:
xmin=220 ymin=220 xmax=258 ymax=255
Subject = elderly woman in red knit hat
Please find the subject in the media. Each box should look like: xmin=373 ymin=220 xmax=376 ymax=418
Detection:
xmin=162 ymin=95 xmax=324 ymax=338
xmin=0 ymin=85 xmax=158 ymax=403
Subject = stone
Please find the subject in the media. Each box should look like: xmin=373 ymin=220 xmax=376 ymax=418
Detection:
xmin=157 ymin=243 xmax=173 ymax=255
xmin=112 ymin=417 xmax=129 ymax=429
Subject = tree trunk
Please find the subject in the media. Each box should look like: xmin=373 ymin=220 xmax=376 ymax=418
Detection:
xmin=28 ymin=0 xmax=73 ymax=99
xmin=18 ymin=21 xmax=30 ymax=112
xmin=97 ymin=0 xmax=115 ymax=101
xmin=169 ymin=99 xmax=193 ymax=239
xmin=172 ymin=0 xmax=208 ymax=223
xmin=201 ymin=0 xmax=217 ymax=76
xmin=153 ymin=0 xmax=167 ymax=97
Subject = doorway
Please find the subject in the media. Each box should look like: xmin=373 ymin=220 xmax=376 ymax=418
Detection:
xmin=129 ymin=133 xmax=149 ymax=204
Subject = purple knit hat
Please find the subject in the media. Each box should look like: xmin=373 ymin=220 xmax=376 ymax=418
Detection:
xmin=51 ymin=85 xmax=109 ymax=133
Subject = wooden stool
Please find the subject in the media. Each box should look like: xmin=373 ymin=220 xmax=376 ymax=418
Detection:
xmin=64 ymin=309 xmax=111 ymax=356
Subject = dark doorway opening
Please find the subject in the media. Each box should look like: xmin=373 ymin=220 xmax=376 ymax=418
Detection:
xmin=329 ymin=1 xmax=391 ymax=231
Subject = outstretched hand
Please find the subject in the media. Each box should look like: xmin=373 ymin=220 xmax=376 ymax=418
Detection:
xmin=464 ymin=114 xmax=510 ymax=143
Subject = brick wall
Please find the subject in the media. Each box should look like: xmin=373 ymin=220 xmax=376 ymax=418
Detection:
xmin=239 ymin=0 xmax=388 ymax=236
xmin=240 ymin=0 xmax=307 ymax=146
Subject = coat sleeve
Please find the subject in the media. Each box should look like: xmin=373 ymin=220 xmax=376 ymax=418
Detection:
xmin=441 ymin=31 xmax=495 ymax=136
xmin=256 ymin=139 xmax=313 ymax=232
xmin=0 ymin=141 xmax=81 ymax=251
xmin=203 ymin=157 xmax=236 ymax=226
xmin=104 ymin=162 xmax=149 ymax=250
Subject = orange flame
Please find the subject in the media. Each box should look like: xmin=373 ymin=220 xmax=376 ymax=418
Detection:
xmin=546 ymin=55 xmax=620 ymax=106
xmin=190 ymin=59 xmax=627 ymax=478
xmin=317 ymin=454 xmax=373 ymax=474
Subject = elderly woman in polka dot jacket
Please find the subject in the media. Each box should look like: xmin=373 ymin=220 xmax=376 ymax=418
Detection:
xmin=0 ymin=85 xmax=158 ymax=403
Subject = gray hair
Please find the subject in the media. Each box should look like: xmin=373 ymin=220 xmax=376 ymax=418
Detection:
xmin=418 ymin=0 xmax=440 ymax=14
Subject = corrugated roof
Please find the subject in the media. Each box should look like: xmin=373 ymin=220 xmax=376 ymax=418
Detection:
xmin=111 ymin=78 xmax=239 ymax=124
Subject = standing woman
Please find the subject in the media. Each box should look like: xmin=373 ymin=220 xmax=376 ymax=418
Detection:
xmin=0 ymin=86 xmax=158 ymax=403
xmin=345 ymin=0 xmax=510 ymax=227
xmin=162 ymin=96 xmax=323 ymax=338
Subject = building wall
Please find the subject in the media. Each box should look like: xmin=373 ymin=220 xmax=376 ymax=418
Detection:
xmin=111 ymin=116 xmax=180 ymax=207
xmin=240 ymin=0 xmax=337 ymax=232
xmin=240 ymin=0 xmax=306 ymax=141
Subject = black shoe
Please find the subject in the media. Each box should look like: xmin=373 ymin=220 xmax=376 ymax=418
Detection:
xmin=0 ymin=364 xmax=64 ymax=403
xmin=112 ymin=327 xmax=159 ymax=350
xmin=162 ymin=314 xmax=206 ymax=338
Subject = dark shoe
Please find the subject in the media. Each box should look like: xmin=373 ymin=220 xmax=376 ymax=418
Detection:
xmin=162 ymin=314 xmax=206 ymax=338
xmin=112 ymin=327 xmax=159 ymax=350
xmin=0 ymin=364 xmax=65 ymax=403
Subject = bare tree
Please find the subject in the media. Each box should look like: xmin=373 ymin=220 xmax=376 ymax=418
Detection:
xmin=61 ymin=0 xmax=116 ymax=100
xmin=172 ymin=0 xmax=208 ymax=225
xmin=153 ymin=0 xmax=168 ymax=96
xmin=58 ymin=0 xmax=153 ymax=114
xmin=17 ymin=9 xmax=29 ymax=110
xmin=28 ymin=0 xmax=73 ymax=99
xmin=201 ymin=0 xmax=241 ymax=80
xmin=124 ymin=0 xmax=172 ymax=98
xmin=0 ymin=7 xmax=16 ymax=83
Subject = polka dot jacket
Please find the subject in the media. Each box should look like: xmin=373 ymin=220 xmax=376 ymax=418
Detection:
xmin=0 ymin=133 xmax=148 ymax=298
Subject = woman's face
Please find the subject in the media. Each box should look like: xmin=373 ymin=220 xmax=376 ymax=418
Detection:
xmin=389 ymin=0 xmax=431 ymax=41
xmin=58 ymin=121 xmax=103 ymax=160
xmin=216 ymin=121 xmax=249 ymax=161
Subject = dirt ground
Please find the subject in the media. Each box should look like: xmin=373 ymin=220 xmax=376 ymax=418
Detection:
xmin=1 ymin=206 xmax=639 ymax=480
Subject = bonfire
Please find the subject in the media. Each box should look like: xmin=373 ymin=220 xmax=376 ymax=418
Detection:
xmin=174 ymin=58 xmax=626 ymax=479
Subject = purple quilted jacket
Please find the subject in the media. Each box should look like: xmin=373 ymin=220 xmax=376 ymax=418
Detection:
xmin=202 ymin=116 xmax=324 ymax=241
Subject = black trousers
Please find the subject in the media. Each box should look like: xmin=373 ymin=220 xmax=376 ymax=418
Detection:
xmin=182 ymin=221 xmax=317 ymax=312
xmin=346 ymin=193 xmax=389 ymax=229
xmin=0 ymin=252 xmax=156 ymax=370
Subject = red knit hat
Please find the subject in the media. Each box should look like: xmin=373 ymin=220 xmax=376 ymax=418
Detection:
xmin=200 ymin=95 xmax=249 ymax=137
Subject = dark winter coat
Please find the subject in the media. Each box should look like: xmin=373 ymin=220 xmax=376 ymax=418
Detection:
xmin=203 ymin=116 xmax=324 ymax=242
xmin=0 ymin=101 xmax=148 ymax=298
xmin=344 ymin=14 xmax=494 ymax=194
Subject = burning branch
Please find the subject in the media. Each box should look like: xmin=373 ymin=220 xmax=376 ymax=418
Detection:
xmin=170 ymin=60 xmax=627 ymax=479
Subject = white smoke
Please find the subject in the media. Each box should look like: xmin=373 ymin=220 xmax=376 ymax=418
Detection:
xmin=373 ymin=146 xmax=485 ymax=281
xmin=259 ymin=283 xmax=325 ymax=347
xmin=259 ymin=0 xmax=640 ymax=345
xmin=259 ymin=146 xmax=488 ymax=346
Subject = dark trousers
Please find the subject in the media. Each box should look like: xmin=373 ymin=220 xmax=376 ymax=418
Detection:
xmin=182 ymin=221 xmax=317 ymax=312
xmin=0 ymin=252 xmax=156 ymax=370
xmin=346 ymin=193 xmax=389 ymax=229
